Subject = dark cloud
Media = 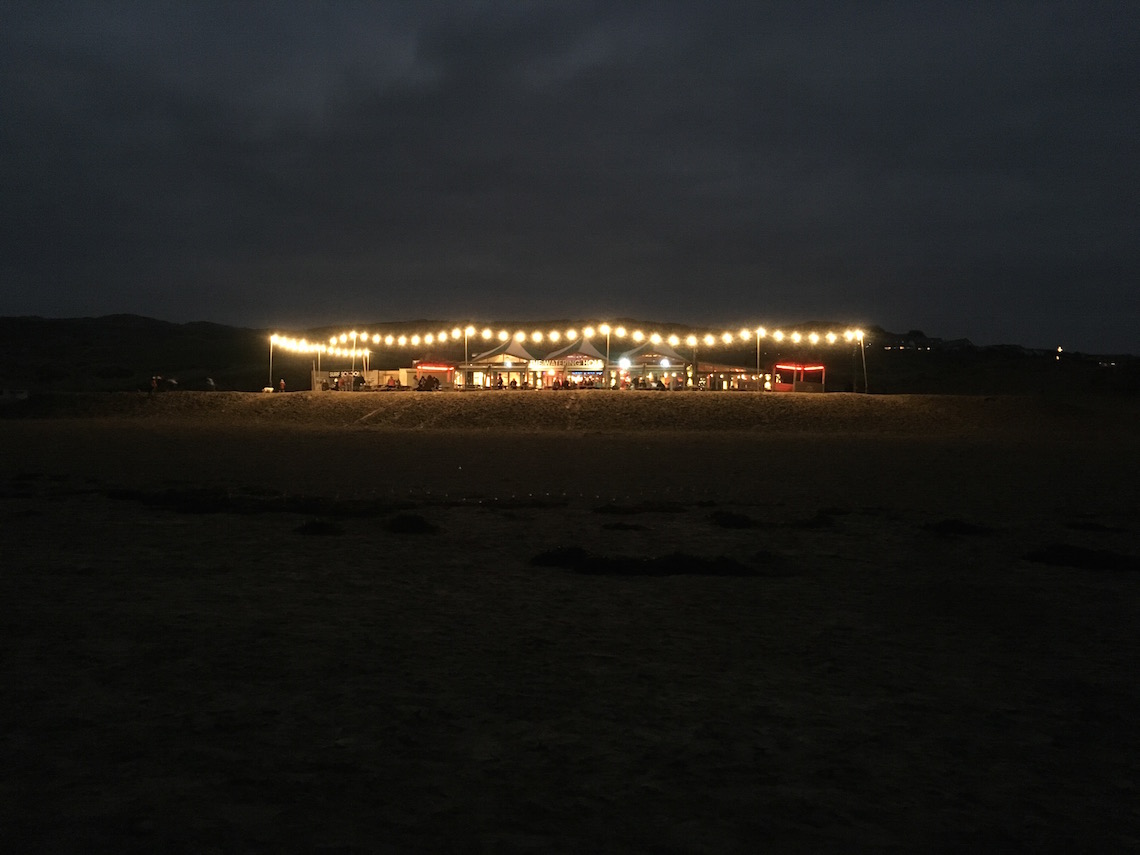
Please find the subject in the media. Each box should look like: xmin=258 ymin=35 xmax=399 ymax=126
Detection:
xmin=2 ymin=1 xmax=1137 ymax=351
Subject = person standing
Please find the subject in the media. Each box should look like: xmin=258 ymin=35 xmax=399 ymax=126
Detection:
xmin=279 ymin=378 xmax=286 ymax=393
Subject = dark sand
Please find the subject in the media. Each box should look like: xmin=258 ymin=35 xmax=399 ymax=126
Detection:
xmin=2 ymin=392 xmax=1138 ymax=852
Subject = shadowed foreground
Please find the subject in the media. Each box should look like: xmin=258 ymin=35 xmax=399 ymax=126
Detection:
xmin=2 ymin=392 xmax=1138 ymax=851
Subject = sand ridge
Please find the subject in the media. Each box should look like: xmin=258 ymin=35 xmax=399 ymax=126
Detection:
xmin=7 ymin=388 xmax=1136 ymax=438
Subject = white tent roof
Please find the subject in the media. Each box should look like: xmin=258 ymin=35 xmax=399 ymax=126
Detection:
xmin=469 ymin=338 xmax=537 ymax=363
xmin=542 ymin=337 xmax=607 ymax=361
xmin=619 ymin=340 xmax=687 ymax=365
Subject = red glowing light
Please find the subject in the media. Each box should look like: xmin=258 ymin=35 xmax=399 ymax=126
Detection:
xmin=774 ymin=363 xmax=825 ymax=372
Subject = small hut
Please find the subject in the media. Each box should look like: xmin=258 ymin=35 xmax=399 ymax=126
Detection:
xmin=772 ymin=362 xmax=826 ymax=392
xmin=409 ymin=359 xmax=456 ymax=390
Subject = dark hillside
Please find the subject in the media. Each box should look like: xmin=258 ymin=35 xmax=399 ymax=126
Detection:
xmin=0 ymin=315 xmax=268 ymax=393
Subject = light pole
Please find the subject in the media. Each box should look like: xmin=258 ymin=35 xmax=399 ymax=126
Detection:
xmin=350 ymin=331 xmax=358 ymax=391
xmin=858 ymin=330 xmax=868 ymax=393
xmin=688 ymin=335 xmax=699 ymax=391
xmin=268 ymin=335 xmax=275 ymax=389
xmin=599 ymin=324 xmax=612 ymax=388
xmin=755 ymin=327 xmax=765 ymax=386
xmin=464 ymin=325 xmax=475 ymax=390
xmin=845 ymin=329 xmax=865 ymax=392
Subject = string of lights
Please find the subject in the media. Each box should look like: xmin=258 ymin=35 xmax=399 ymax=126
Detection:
xmin=270 ymin=324 xmax=866 ymax=358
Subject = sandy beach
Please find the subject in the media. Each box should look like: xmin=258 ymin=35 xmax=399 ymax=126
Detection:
xmin=2 ymin=391 xmax=1138 ymax=852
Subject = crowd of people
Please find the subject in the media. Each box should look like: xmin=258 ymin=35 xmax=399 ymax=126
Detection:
xmin=479 ymin=374 xmax=683 ymax=391
xmin=311 ymin=372 xmax=691 ymax=392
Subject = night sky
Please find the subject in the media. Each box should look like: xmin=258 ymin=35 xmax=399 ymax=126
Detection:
xmin=3 ymin=2 xmax=1137 ymax=353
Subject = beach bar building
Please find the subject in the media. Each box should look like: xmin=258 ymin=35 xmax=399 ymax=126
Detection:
xmin=772 ymin=362 xmax=826 ymax=392
xmin=284 ymin=324 xmax=865 ymax=394
xmin=697 ymin=364 xmax=767 ymax=391
xmin=532 ymin=337 xmax=608 ymax=388
xmin=461 ymin=339 xmax=539 ymax=388
xmin=617 ymin=340 xmax=689 ymax=389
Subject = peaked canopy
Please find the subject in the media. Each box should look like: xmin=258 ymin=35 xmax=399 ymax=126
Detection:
xmin=619 ymin=340 xmax=687 ymax=366
xmin=542 ymin=337 xmax=607 ymax=362
xmin=469 ymin=339 xmax=537 ymax=363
